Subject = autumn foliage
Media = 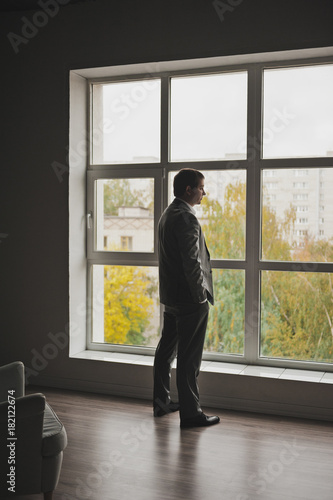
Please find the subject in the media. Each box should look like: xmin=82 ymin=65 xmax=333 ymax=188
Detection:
xmin=104 ymin=265 xmax=157 ymax=345
xmin=103 ymin=178 xmax=333 ymax=363
xmin=202 ymin=181 xmax=333 ymax=363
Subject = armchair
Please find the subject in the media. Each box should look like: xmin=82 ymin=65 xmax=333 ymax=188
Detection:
xmin=0 ymin=361 xmax=67 ymax=499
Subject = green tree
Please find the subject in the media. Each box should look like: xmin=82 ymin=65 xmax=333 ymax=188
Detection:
xmin=260 ymin=190 xmax=333 ymax=362
xmin=102 ymin=177 xmax=333 ymax=361
xmin=104 ymin=179 xmax=139 ymax=215
xmin=201 ymin=180 xmax=333 ymax=362
xmin=201 ymin=181 xmax=246 ymax=353
xmin=201 ymin=180 xmax=246 ymax=260
xmin=205 ymin=269 xmax=245 ymax=353
xmin=103 ymin=178 xmax=154 ymax=215
xmin=261 ymin=244 xmax=333 ymax=362
xmin=261 ymin=199 xmax=296 ymax=261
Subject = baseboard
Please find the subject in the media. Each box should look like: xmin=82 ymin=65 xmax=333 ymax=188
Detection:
xmin=27 ymin=373 xmax=333 ymax=422
xmin=198 ymin=394 xmax=333 ymax=421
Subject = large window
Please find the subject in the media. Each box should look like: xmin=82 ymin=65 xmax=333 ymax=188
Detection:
xmin=86 ymin=59 xmax=333 ymax=370
xmin=91 ymin=79 xmax=161 ymax=164
xmin=170 ymin=72 xmax=247 ymax=162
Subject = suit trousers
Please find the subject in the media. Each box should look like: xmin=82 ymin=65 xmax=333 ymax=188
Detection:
xmin=153 ymin=301 xmax=209 ymax=419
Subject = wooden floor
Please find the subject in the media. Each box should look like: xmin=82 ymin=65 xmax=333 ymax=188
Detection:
xmin=11 ymin=387 xmax=333 ymax=500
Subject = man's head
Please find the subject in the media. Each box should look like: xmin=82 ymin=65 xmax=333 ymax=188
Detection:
xmin=173 ymin=168 xmax=206 ymax=207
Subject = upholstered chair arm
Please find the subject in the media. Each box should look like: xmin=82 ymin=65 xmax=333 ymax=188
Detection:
xmin=0 ymin=393 xmax=45 ymax=422
xmin=0 ymin=361 xmax=25 ymax=401
xmin=0 ymin=393 xmax=46 ymax=497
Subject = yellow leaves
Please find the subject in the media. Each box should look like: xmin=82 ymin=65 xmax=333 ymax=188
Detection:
xmin=104 ymin=266 xmax=154 ymax=345
xmin=201 ymin=184 xmax=246 ymax=260
xmin=261 ymin=270 xmax=333 ymax=361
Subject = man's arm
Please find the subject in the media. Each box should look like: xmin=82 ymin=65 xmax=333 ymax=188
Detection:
xmin=176 ymin=213 xmax=207 ymax=303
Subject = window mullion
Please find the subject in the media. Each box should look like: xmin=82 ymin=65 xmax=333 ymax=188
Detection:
xmin=244 ymin=65 xmax=262 ymax=363
xmin=161 ymin=75 xmax=169 ymax=166
xmin=160 ymin=75 xmax=170 ymax=214
xmin=86 ymin=170 xmax=95 ymax=260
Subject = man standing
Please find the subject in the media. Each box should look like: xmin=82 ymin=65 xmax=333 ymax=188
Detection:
xmin=153 ymin=168 xmax=220 ymax=428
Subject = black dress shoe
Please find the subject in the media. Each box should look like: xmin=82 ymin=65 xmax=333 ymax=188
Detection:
xmin=154 ymin=401 xmax=180 ymax=417
xmin=180 ymin=412 xmax=220 ymax=428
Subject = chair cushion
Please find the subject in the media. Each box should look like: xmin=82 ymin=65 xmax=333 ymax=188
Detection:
xmin=42 ymin=403 xmax=68 ymax=457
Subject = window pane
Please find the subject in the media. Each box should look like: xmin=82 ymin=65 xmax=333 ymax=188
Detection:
xmin=205 ymin=269 xmax=245 ymax=355
xmin=92 ymin=79 xmax=161 ymax=164
xmin=95 ymin=178 xmax=154 ymax=252
xmin=261 ymin=168 xmax=333 ymax=262
xmin=91 ymin=265 xmax=160 ymax=347
xmin=261 ymin=271 xmax=333 ymax=363
xmin=169 ymin=170 xmax=246 ymax=260
xmin=263 ymin=64 xmax=333 ymax=158
xmin=170 ymin=72 xmax=247 ymax=162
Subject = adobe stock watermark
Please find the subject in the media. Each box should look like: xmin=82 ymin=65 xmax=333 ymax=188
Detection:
xmin=0 ymin=233 xmax=9 ymax=244
xmin=51 ymin=117 xmax=113 ymax=183
xmin=24 ymin=289 xmax=104 ymax=383
xmin=24 ymin=323 xmax=74 ymax=384
xmin=238 ymin=107 xmax=296 ymax=161
xmin=209 ymin=106 xmax=296 ymax=177
xmin=291 ymin=261 xmax=319 ymax=273
xmin=61 ymin=417 xmax=154 ymax=499
xmin=237 ymin=437 xmax=307 ymax=499
xmin=52 ymin=78 xmax=158 ymax=183
xmin=244 ymin=298 xmax=260 ymax=341
xmin=7 ymin=0 xmax=70 ymax=55
xmin=212 ymin=0 xmax=244 ymax=23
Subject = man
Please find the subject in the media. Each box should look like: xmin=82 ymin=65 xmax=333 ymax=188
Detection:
xmin=153 ymin=168 xmax=220 ymax=428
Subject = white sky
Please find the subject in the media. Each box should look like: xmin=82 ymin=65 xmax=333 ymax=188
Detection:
xmin=263 ymin=64 xmax=333 ymax=158
xmin=96 ymin=64 xmax=333 ymax=164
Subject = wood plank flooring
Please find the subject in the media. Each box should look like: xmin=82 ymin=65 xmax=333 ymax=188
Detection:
xmin=8 ymin=387 xmax=333 ymax=500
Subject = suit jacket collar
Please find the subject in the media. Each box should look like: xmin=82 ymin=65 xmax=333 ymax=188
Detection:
xmin=173 ymin=197 xmax=197 ymax=215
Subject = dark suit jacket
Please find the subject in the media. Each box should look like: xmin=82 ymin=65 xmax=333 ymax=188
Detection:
xmin=158 ymin=198 xmax=214 ymax=306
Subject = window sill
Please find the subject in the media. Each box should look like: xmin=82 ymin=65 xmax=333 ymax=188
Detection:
xmin=71 ymin=350 xmax=333 ymax=384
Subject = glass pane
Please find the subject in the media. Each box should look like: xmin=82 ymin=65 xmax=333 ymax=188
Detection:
xmin=263 ymin=64 xmax=333 ymax=158
xmin=95 ymin=178 xmax=154 ymax=252
xmin=170 ymin=72 xmax=247 ymax=162
xmin=92 ymin=79 xmax=161 ymax=164
xmin=261 ymin=168 xmax=333 ymax=262
xmin=169 ymin=170 xmax=246 ymax=259
xmin=91 ymin=265 xmax=160 ymax=347
xmin=205 ymin=269 xmax=245 ymax=355
xmin=261 ymin=271 xmax=333 ymax=363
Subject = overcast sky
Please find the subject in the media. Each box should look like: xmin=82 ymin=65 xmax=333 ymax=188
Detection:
xmin=96 ymin=64 xmax=333 ymax=164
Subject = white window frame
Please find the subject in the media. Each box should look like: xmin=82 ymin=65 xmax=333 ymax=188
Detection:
xmin=69 ymin=47 xmax=333 ymax=372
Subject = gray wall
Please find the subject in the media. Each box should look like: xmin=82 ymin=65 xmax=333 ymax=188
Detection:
xmin=1 ymin=0 xmax=333 ymax=418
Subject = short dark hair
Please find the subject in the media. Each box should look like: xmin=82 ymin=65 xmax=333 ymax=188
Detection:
xmin=173 ymin=168 xmax=205 ymax=197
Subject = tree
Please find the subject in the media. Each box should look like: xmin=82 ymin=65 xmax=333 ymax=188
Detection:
xmin=260 ymin=190 xmax=333 ymax=362
xmin=102 ymin=177 xmax=333 ymax=361
xmin=102 ymin=178 xmax=156 ymax=345
xmin=204 ymin=269 xmax=245 ymax=354
xmin=261 ymin=242 xmax=333 ymax=362
xmin=201 ymin=180 xmax=246 ymax=260
xmin=103 ymin=178 xmax=154 ymax=215
xmin=104 ymin=179 xmax=138 ymax=215
xmin=200 ymin=181 xmax=246 ymax=353
xmin=104 ymin=265 xmax=158 ymax=345
xmin=200 ymin=180 xmax=333 ymax=362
